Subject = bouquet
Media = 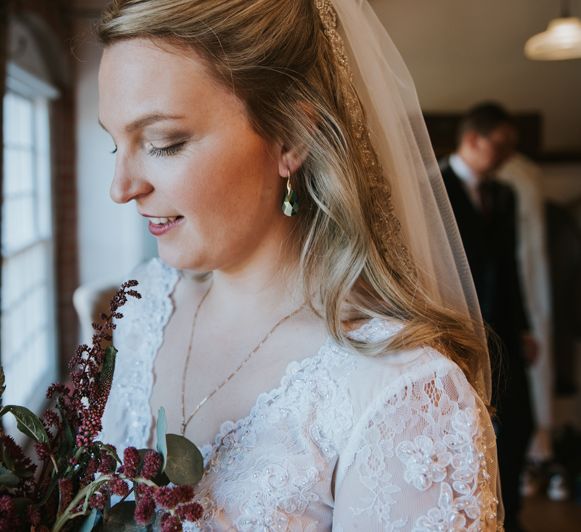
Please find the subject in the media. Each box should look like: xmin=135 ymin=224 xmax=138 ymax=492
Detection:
xmin=0 ymin=280 xmax=205 ymax=531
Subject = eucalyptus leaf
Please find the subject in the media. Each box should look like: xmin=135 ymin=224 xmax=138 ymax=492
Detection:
xmin=103 ymin=501 xmax=148 ymax=531
xmin=156 ymin=407 xmax=167 ymax=469
xmin=152 ymin=469 xmax=170 ymax=487
xmin=164 ymin=433 xmax=204 ymax=486
xmin=0 ymin=466 xmax=21 ymax=487
xmin=1 ymin=405 xmax=49 ymax=443
xmin=79 ymin=508 xmax=100 ymax=532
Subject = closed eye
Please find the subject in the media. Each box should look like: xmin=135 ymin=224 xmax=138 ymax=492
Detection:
xmin=148 ymin=141 xmax=187 ymax=158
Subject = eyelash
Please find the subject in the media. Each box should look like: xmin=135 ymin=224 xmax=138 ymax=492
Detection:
xmin=109 ymin=142 xmax=186 ymax=157
xmin=148 ymin=142 xmax=186 ymax=158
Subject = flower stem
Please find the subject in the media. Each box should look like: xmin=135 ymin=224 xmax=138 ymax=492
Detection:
xmin=52 ymin=476 xmax=110 ymax=532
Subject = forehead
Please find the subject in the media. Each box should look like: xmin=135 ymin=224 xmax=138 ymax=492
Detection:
xmin=488 ymin=123 xmax=517 ymax=142
xmin=98 ymin=38 xmax=238 ymax=127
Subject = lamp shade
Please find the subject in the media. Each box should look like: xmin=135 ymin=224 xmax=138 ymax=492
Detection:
xmin=525 ymin=17 xmax=581 ymax=60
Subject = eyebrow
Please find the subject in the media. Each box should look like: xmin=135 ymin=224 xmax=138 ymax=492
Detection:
xmin=98 ymin=113 xmax=186 ymax=133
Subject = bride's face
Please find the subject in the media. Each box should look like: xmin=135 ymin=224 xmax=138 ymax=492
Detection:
xmin=98 ymin=39 xmax=285 ymax=271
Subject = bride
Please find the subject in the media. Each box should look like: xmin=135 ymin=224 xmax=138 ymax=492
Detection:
xmin=99 ymin=0 xmax=502 ymax=529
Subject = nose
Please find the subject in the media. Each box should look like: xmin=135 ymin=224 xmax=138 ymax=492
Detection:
xmin=109 ymin=152 xmax=153 ymax=204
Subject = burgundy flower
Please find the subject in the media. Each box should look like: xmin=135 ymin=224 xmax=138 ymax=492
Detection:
xmin=141 ymin=450 xmax=163 ymax=479
xmin=58 ymin=479 xmax=73 ymax=513
xmin=176 ymin=502 xmax=204 ymax=522
xmin=154 ymin=486 xmax=179 ymax=510
xmin=0 ymin=496 xmax=18 ymax=530
xmin=46 ymin=383 xmax=69 ymax=399
xmin=108 ymin=476 xmax=130 ymax=497
xmin=89 ymin=492 xmax=106 ymax=511
xmin=160 ymin=512 xmax=183 ymax=532
xmin=27 ymin=504 xmax=41 ymax=527
xmin=134 ymin=495 xmax=155 ymax=526
xmin=98 ymin=452 xmax=117 ymax=474
xmin=136 ymin=484 xmax=155 ymax=499
xmin=172 ymin=485 xmax=194 ymax=505
xmin=123 ymin=447 xmax=140 ymax=478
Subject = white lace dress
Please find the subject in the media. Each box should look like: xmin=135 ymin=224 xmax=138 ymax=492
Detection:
xmin=101 ymin=258 xmax=501 ymax=531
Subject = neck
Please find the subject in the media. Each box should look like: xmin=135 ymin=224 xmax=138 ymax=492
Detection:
xmin=186 ymin=217 xmax=305 ymax=319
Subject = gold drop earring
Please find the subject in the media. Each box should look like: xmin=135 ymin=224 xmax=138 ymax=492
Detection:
xmin=282 ymin=169 xmax=299 ymax=217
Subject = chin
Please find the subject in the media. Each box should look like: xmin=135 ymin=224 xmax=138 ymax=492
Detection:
xmin=157 ymin=243 xmax=209 ymax=273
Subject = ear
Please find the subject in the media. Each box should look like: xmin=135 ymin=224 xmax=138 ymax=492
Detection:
xmin=278 ymin=143 xmax=308 ymax=177
xmin=277 ymin=101 xmax=315 ymax=176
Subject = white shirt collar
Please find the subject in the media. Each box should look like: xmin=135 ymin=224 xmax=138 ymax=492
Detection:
xmin=449 ymin=153 xmax=479 ymax=188
xmin=449 ymin=154 xmax=482 ymax=208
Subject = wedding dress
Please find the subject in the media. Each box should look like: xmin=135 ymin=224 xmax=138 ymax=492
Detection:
xmin=101 ymin=258 xmax=501 ymax=531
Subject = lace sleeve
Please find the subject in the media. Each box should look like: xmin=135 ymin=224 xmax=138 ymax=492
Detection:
xmin=332 ymin=357 xmax=501 ymax=531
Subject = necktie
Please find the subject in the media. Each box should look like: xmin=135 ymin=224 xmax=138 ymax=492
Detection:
xmin=477 ymin=181 xmax=492 ymax=220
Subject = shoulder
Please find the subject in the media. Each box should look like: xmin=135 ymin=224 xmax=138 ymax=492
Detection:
xmin=438 ymin=157 xmax=455 ymax=181
xmin=332 ymin=320 xmax=500 ymax=530
xmin=341 ymin=318 xmax=476 ymax=413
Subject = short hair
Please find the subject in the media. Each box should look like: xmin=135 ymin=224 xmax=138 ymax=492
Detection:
xmin=458 ymin=102 xmax=514 ymax=142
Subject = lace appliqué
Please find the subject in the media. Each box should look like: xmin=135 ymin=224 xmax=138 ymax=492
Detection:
xmin=397 ymin=405 xmax=498 ymax=531
xmin=350 ymin=360 xmax=498 ymax=531
xmin=190 ymin=341 xmax=357 ymax=531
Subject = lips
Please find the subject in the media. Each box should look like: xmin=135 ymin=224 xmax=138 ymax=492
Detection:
xmin=147 ymin=216 xmax=184 ymax=237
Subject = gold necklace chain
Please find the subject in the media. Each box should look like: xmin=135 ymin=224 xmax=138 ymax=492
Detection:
xmin=180 ymin=279 xmax=305 ymax=435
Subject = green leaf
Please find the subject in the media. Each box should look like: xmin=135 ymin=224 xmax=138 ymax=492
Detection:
xmin=164 ymin=433 xmax=204 ymax=486
xmin=79 ymin=508 xmax=100 ymax=532
xmin=103 ymin=501 xmax=148 ymax=531
xmin=0 ymin=465 xmax=21 ymax=487
xmin=155 ymin=407 xmax=167 ymax=469
xmin=0 ymin=367 xmax=5 ymax=399
xmin=99 ymin=346 xmax=117 ymax=392
xmin=1 ymin=405 xmax=49 ymax=443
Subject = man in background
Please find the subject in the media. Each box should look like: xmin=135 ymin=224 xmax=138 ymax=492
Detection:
xmin=440 ymin=102 xmax=537 ymax=532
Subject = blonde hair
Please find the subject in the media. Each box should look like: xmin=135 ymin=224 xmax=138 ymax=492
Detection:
xmin=99 ymin=0 xmax=488 ymax=402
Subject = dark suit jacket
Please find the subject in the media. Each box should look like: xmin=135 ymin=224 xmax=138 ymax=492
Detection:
xmin=441 ymin=160 xmax=529 ymax=345
xmin=441 ymin=159 xmax=532 ymax=418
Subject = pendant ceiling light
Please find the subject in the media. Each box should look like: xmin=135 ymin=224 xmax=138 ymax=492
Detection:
xmin=525 ymin=0 xmax=581 ymax=60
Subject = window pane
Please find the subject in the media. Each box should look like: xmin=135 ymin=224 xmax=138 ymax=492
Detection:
xmin=2 ymin=195 xmax=36 ymax=252
xmin=3 ymin=92 xmax=18 ymax=143
xmin=1 ymin=333 xmax=48 ymax=407
xmin=1 ymin=242 xmax=47 ymax=311
xmin=3 ymin=146 xmax=34 ymax=197
xmin=3 ymin=92 xmax=33 ymax=147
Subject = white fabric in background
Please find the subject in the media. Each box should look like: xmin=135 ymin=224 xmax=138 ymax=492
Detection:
xmin=498 ymin=154 xmax=553 ymax=458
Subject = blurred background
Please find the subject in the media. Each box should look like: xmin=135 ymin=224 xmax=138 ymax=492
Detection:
xmin=0 ymin=1 xmax=580 ymax=530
